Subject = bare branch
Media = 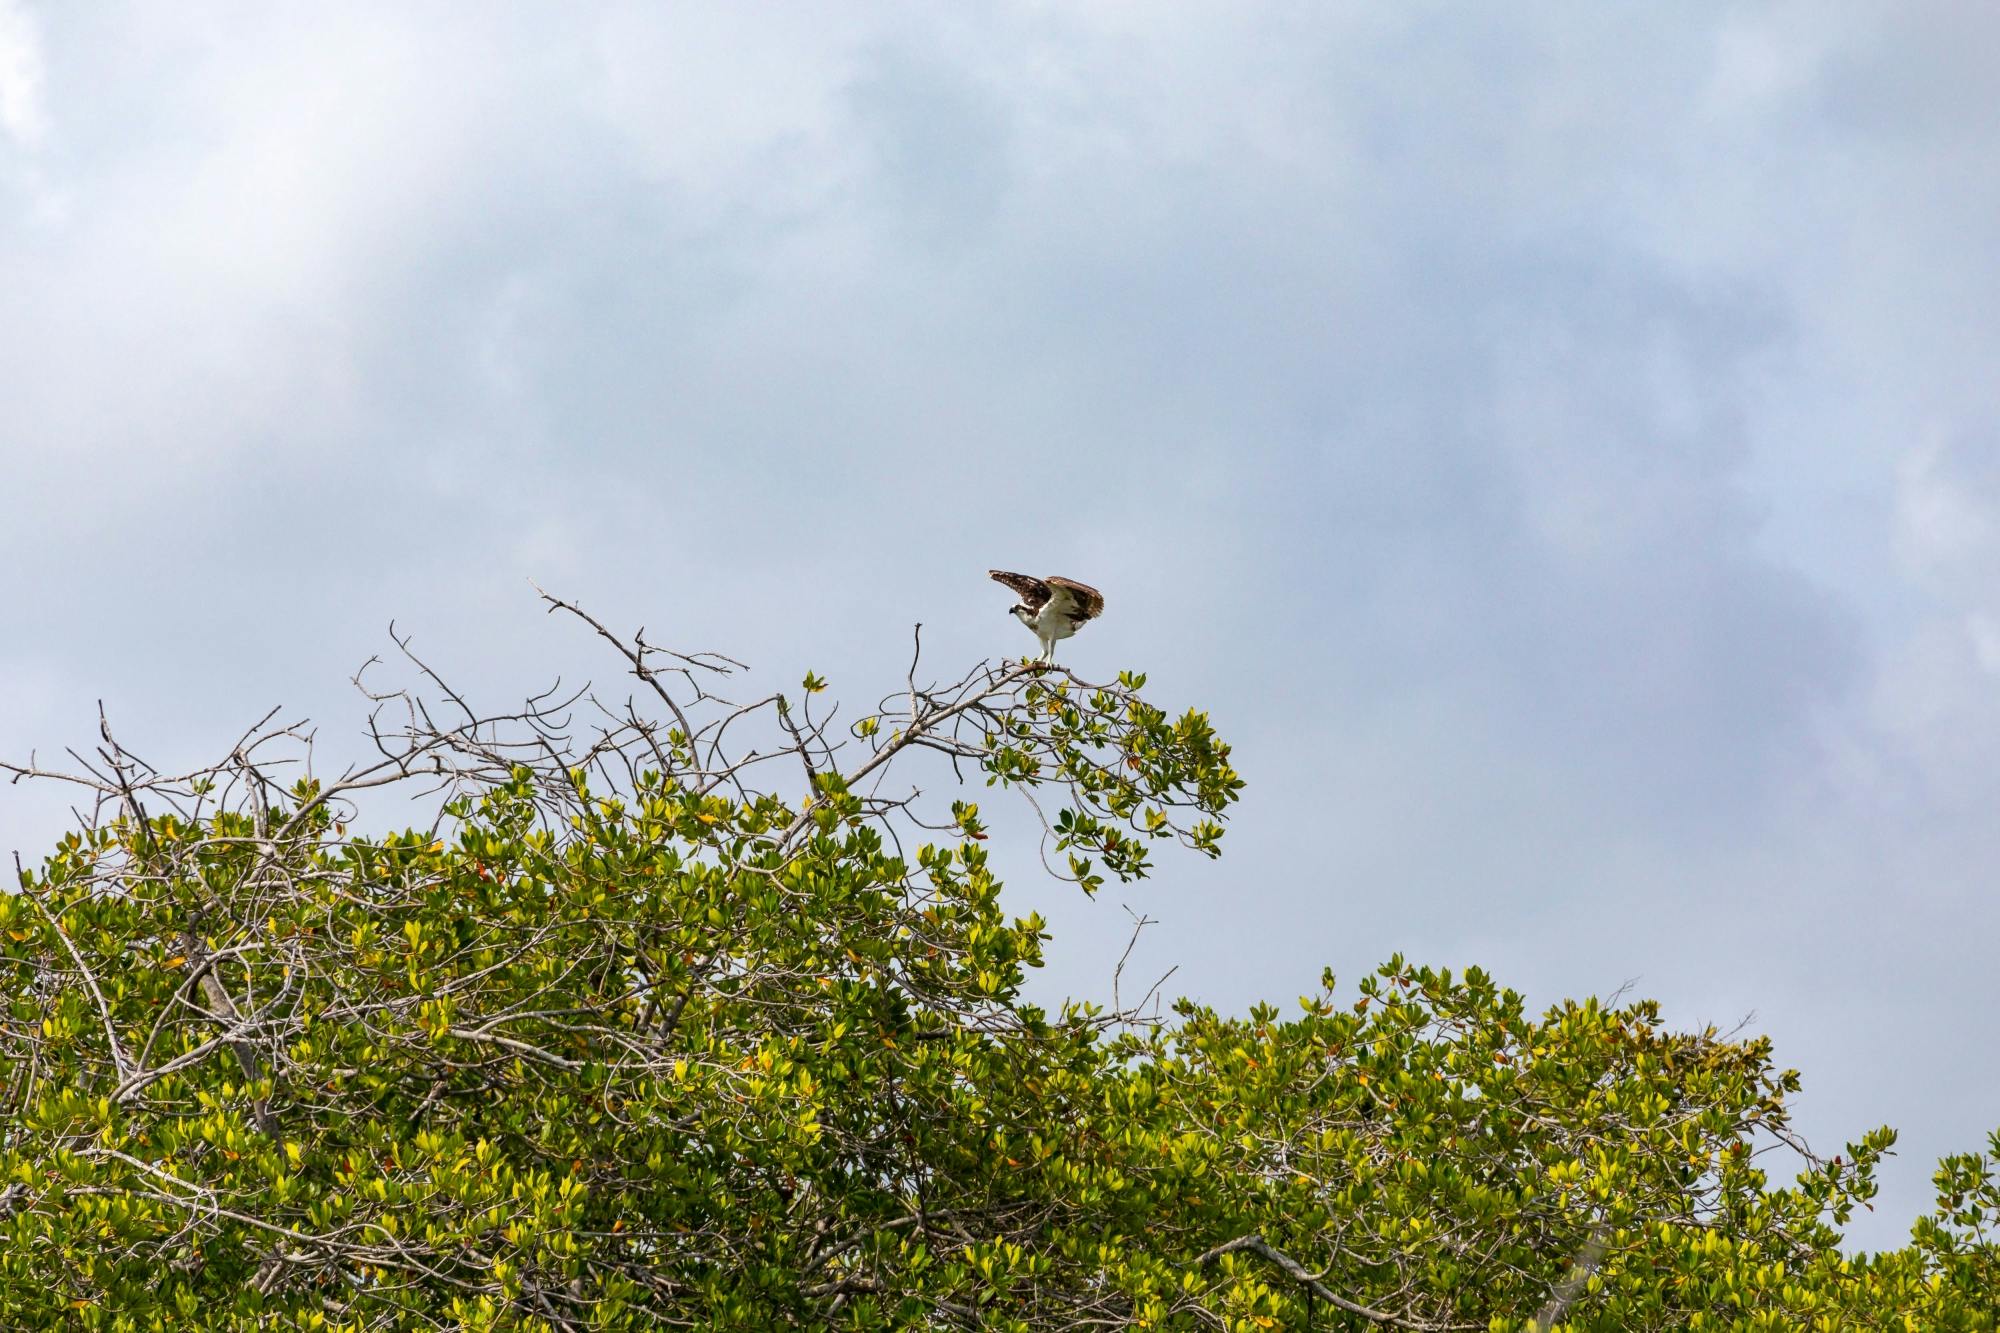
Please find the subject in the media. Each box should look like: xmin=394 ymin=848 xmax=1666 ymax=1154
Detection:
xmin=1195 ymin=1235 xmax=1480 ymax=1331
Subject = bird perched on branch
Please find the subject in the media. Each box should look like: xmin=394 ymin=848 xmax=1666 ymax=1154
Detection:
xmin=989 ymin=570 xmax=1105 ymax=664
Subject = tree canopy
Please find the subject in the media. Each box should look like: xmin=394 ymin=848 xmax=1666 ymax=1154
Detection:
xmin=3 ymin=598 xmax=1995 ymax=1330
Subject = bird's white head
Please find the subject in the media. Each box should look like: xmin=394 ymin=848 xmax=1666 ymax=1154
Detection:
xmin=1008 ymin=604 xmax=1036 ymax=628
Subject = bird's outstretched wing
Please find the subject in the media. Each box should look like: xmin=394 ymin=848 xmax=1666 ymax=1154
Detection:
xmin=1044 ymin=577 xmax=1105 ymax=624
xmin=989 ymin=570 xmax=1052 ymax=611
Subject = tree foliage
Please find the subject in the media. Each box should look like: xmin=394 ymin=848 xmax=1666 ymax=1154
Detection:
xmin=2 ymin=599 xmax=1994 ymax=1330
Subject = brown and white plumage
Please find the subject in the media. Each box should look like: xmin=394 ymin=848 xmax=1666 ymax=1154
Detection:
xmin=989 ymin=570 xmax=1105 ymax=662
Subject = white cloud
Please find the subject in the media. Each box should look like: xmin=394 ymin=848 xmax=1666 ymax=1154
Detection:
xmin=0 ymin=0 xmax=45 ymax=147
xmin=584 ymin=2 xmax=859 ymax=215
xmin=1894 ymin=434 xmax=1996 ymax=579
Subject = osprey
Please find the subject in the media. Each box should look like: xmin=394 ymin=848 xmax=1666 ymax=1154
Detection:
xmin=989 ymin=570 xmax=1105 ymax=663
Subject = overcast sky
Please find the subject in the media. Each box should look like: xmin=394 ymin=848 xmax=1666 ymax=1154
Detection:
xmin=4 ymin=2 xmax=1998 ymax=1249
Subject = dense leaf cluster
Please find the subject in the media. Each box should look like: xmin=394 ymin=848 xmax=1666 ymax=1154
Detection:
xmin=1 ymin=629 xmax=1993 ymax=1330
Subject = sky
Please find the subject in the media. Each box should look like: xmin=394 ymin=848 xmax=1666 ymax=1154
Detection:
xmin=3 ymin=1 xmax=1998 ymax=1250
